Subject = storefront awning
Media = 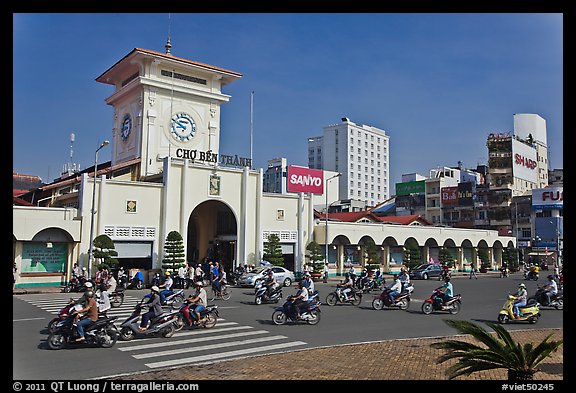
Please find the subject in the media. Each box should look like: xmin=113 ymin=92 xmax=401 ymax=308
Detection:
xmin=527 ymin=252 xmax=555 ymax=256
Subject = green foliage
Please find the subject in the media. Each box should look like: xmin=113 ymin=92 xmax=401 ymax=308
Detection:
xmin=93 ymin=234 xmax=118 ymax=270
xmin=438 ymin=248 xmax=454 ymax=268
xmin=431 ymin=319 xmax=563 ymax=381
xmin=162 ymin=230 xmax=185 ymax=272
xmin=403 ymin=244 xmax=421 ymax=271
xmin=263 ymin=234 xmax=284 ymax=266
xmin=478 ymin=248 xmax=491 ymax=270
xmin=363 ymin=238 xmax=380 ymax=266
xmin=305 ymin=240 xmax=324 ymax=273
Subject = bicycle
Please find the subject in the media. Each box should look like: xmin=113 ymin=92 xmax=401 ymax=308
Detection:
xmin=210 ymin=284 xmax=232 ymax=301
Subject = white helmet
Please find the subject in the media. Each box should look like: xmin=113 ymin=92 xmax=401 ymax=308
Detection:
xmin=195 ymin=281 xmax=204 ymax=287
xmin=151 ymin=285 xmax=160 ymax=293
xmin=84 ymin=282 xmax=93 ymax=288
xmin=519 ymin=283 xmax=526 ymax=288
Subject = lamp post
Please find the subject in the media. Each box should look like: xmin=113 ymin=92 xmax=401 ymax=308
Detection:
xmin=88 ymin=140 xmax=109 ymax=278
xmin=325 ymin=173 xmax=342 ymax=266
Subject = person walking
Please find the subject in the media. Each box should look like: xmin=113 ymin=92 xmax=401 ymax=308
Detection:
xmin=469 ymin=261 xmax=478 ymax=279
xmin=323 ymin=262 xmax=329 ymax=283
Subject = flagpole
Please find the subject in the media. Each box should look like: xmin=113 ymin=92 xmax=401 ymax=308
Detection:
xmin=250 ymin=91 xmax=254 ymax=169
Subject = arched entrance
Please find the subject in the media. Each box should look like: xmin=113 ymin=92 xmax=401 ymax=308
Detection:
xmin=188 ymin=200 xmax=238 ymax=274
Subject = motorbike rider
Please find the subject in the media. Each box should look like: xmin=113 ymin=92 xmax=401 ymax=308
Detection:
xmin=527 ymin=264 xmax=539 ymax=280
xmin=338 ymin=272 xmax=355 ymax=301
xmin=512 ymin=282 xmax=528 ymax=319
xmin=302 ymin=271 xmax=315 ymax=294
xmin=541 ymin=274 xmax=558 ymax=306
xmin=290 ymin=281 xmax=309 ymax=319
xmin=158 ymin=271 xmax=174 ymax=304
xmin=139 ymin=286 xmax=162 ymax=332
xmin=435 ymin=276 xmax=454 ymax=306
xmin=72 ymin=263 xmax=82 ymax=278
xmin=385 ymin=274 xmax=403 ymax=303
xmin=501 ymin=260 xmax=508 ymax=276
xmin=398 ymin=268 xmax=410 ymax=292
xmin=72 ymin=290 xmax=98 ymax=342
xmin=262 ymin=269 xmax=278 ymax=298
xmin=186 ymin=281 xmax=207 ymax=324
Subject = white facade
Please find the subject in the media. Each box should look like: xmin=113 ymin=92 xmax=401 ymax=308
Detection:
xmin=308 ymin=118 xmax=390 ymax=207
xmin=513 ymin=113 xmax=549 ymax=188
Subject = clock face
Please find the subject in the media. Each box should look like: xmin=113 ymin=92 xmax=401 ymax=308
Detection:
xmin=121 ymin=113 xmax=132 ymax=141
xmin=170 ymin=113 xmax=196 ymax=142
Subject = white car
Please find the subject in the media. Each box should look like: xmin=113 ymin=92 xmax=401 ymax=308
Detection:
xmin=238 ymin=266 xmax=295 ymax=288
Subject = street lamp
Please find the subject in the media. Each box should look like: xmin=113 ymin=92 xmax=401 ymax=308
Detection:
xmin=88 ymin=140 xmax=109 ymax=278
xmin=325 ymin=173 xmax=342 ymax=266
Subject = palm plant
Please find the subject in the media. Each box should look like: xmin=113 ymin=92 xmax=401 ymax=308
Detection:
xmin=432 ymin=319 xmax=563 ymax=381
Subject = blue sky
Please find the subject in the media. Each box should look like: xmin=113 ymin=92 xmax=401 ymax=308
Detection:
xmin=13 ymin=13 xmax=563 ymax=194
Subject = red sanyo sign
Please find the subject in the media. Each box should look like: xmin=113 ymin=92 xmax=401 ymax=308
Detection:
xmin=287 ymin=166 xmax=324 ymax=194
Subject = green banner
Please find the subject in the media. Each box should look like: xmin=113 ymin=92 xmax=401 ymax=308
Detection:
xmin=22 ymin=243 xmax=67 ymax=273
xmin=395 ymin=180 xmax=425 ymax=196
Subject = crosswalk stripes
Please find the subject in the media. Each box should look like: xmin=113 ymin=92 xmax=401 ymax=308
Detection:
xmin=19 ymin=293 xmax=308 ymax=369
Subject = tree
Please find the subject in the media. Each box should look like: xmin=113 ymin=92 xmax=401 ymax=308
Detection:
xmin=162 ymin=230 xmax=185 ymax=273
xmin=478 ymin=248 xmax=491 ymax=271
xmin=93 ymin=234 xmax=118 ymax=271
xmin=431 ymin=319 xmax=563 ymax=381
xmin=263 ymin=234 xmax=284 ymax=266
xmin=403 ymin=244 xmax=421 ymax=271
xmin=364 ymin=238 xmax=380 ymax=269
xmin=305 ymin=240 xmax=323 ymax=274
xmin=438 ymin=247 xmax=454 ymax=268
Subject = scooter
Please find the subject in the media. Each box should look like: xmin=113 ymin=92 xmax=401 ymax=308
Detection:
xmin=173 ymin=302 xmax=219 ymax=331
xmin=372 ymin=286 xmax=412 ymax=311
xmin=421 ymin=289 xmax=462 ymax=315
xmin=254 ymin=284 xmax=283 ymax=305
xmin=47 ymin=313 xmax=119 ymax=350
xmin=161 ymin=288 xmax=186 ymax=310
xmin=530 ymin=285 xmax=563 ymax=310
xmin=271 ymin=297 xmax=321 ymax=325
xmin=524 ymin=270 xmax=539 ymax=281
xmin=118 ymin=301 xmax=180 ymax=341
xmin=47 ymin=300 xmax=81 ymax=333
xmin=498 ymin=295 xmax=541 ymax=324
xmin=325 ymin=286 xmax=362 ymax=306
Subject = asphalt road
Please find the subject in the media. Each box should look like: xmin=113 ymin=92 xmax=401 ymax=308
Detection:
xmin=13 ymin=272 xmax=563 ymax=380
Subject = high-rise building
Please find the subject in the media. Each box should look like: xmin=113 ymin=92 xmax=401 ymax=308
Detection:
xmin=307 ymin=118 xmax=390 ymax=207
xmin=263 ymin=158 xmax=287 ymax=193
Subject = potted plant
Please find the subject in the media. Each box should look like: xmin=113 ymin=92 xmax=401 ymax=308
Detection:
xmin=432 ymin=319 xmax=563 ymax=381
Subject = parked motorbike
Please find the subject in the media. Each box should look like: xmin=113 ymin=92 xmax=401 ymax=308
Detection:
xmin=118 ymin=301 xmax=180 ymax=341
xmin=128 ymin=272 xmax=145 ymax=290
xmin=62 ymin=276 xmax=92 ymax=293
xmin=271 ymin=297 xmax=321 ymax=325
xmin=372 ymin=287 xmax=412 ymax=311
xmin=325 ymin=286 xmax=362 ymax=306
xmin=421 ymin=289 xmax=462 ymax=315
xmin=47 ymin=313 xmax=119 ymax=350
xmin=173 ymin=302 xmax=219 ymax=331
xmin=255 ymin=284 xmax=283 ymax=305
xmin=530 ymin=285 xmax=563 ymax=310
xmin=498 ymin=295 xmax=541 ymax=324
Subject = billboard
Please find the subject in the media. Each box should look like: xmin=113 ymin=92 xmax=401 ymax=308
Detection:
xmin=287 ymin=166 xmax=324 ymax=194
xmin=532 ymin=186 xmax=563 ymax=210
xmin=512 ymin=139 xmax=538 ymax=183
xmin=457 ymin=182 xmax=474 ymax=206
xmin=441 ymin=186 xmax=458 ymax=205
xmin=396 ymin=180 xmax=425 ymax=196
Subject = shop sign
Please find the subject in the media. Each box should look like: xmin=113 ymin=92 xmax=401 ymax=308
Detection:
xmin=287 ymin=166 xmax=324 ymax=194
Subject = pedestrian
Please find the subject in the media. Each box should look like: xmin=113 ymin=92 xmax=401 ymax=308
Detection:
xmin=13 ymin=263 xmax=18 ymax=291
xmin=469 ymin=261 xmax=478 ymax=279
xmin=178 ymin=264 xmax=186 ymax=288
xmin=323 ymin=262 xmax=329 ymax=283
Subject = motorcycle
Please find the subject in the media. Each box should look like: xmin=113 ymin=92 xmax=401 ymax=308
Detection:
xmin=118 ymin=301 xmax=180 ymax=341
xmin=161 ymin=288 xmax=186 ymax=310
xmin=47 ymin=300 xmax=82 ymax=333
xmin=47 ymin=313 xmax=119 ymax=350
xmin=128 ymin=272 xmax=145 ymax=290
xmin=271 ymin=296 xmax=321 ymax=325
xmin=372 ymin=285 xmax=413 ymax=311
xmin=173 ymin=302 xmax=219 ymax=331
xmin=62 ymin=275 xmax=91 ymax=293
xmin=325 ymin=286 xmax=362 ymax=306
xmin=524 ymin=270 xmax=539 ymax=281
xmin=117 ymin=273 xmax=129 ymax=290
xmin=499 ymin=267 xmax=509 ymax=278
xmin=421 ymin=289 xmax=462 ymax=315
xmin=529 ymin=285 xmax=563 ymax=310
xmin=498 ymin=295 xmax=541 ymax=324
xmin=255 ymin=284 xmax=283 ymax=305
xmin=439 ymin=268 xmax=452 ymax=281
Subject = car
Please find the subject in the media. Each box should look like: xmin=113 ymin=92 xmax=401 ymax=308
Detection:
xmin=409 ymin=264 xmax=443 ymax=280
xmin=237 ymin=266 xmax=295 ymax=288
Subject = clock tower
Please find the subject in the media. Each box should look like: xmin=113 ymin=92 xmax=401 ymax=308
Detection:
xmin=96 ymin=46 xmax=242 ymax=177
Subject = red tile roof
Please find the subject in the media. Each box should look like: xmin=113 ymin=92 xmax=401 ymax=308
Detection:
xmin=316 ymin=211 xmax=432 ymax=226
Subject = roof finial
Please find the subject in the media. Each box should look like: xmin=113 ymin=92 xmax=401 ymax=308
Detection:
xmin=165 ymin=13 xmax=172 ymax=54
